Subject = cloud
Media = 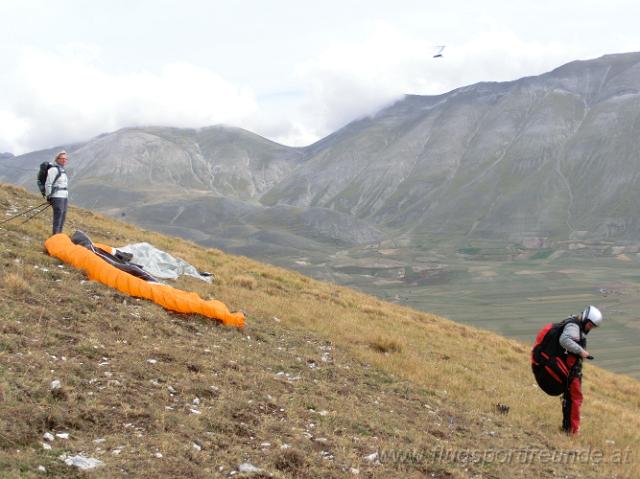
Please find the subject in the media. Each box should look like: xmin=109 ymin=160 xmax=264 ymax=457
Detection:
xmin=284 ymin=23 xmax=587 ymax=144
xmin=1 ymin=47 xmax=257 ymax=154
xmin=0 ymin=110 xmax=31 ymax=154
xmin=0 ymin=26 xmax=602 ymax=154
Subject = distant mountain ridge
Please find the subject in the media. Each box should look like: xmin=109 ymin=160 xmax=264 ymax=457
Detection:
xmin=0 ymin=126 xmax=304 ymax=201
xmin=3 ymin=52 xmax=640 ymax=254
xmin=263 ymin=52 xmax=640 ymax=244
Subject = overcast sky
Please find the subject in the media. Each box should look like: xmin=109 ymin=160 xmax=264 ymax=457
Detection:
xmin=1 ymin=0 xmax=639 ymax=154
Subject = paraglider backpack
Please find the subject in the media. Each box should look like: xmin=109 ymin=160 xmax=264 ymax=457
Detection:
xmin=531 ymin=317 xmax=583 ymax=396
xmin=37 ymin=162 xmax=62 ymax=198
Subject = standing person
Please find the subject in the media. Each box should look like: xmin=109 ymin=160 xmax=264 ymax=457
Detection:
xmin=558 ymin=305 xmax=602 ymax=434
xmin=531 ymin=305 xmax=604 ymax=435
xmin=45 ymin=150 xmax=69 ymax=235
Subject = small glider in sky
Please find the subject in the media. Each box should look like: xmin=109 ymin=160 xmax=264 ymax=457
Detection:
xmin=433 ymin=45 xmax=445 ymax=58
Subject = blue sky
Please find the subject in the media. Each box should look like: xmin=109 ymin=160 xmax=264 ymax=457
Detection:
xmin=1 ymin=0 xmax=639 ymax=153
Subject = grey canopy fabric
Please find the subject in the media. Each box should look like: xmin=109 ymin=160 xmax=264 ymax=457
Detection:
xmin=113 ymin=242 xmax=213 ymax=283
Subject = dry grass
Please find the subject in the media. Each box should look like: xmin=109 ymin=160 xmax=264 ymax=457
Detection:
xmin=0 ymin=271 xmax=31 ymax=296
xmin=368 ymin=336 xmax=403 ymax=354
xmin=231 ymin=274 xmax=258 ymax=290
xmin=0 ymin=184 xmax=639 ymax=479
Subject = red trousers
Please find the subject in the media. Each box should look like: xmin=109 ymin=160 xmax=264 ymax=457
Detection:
xmin=562 ymin=358 xmax=583 ymax=434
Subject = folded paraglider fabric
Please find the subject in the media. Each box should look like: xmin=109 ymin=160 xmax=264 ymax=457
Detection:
xmin=44 ymin=233 xmax=244 ymax=328
xmin=98 ymin=240 xmax=212 ymax=283
xmin=70 ymin=230 xmax=159 ymax=283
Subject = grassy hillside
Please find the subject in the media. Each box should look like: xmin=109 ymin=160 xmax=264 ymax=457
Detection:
xmin=330 ymin=238 xmax=640 ymax=379
xmin=0 ymin=184 xmax=638 ymax=479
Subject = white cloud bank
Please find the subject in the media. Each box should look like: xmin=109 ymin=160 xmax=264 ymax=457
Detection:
xmin=0 ymin=47 xmax=257 ymax=154
xmin=286 ymin=23 xmax=585 ymax=143
xmin=0 ymin=25 xmax=616 ymax=154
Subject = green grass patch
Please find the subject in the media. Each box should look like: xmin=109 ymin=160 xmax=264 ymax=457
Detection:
xmin=530 ymin=249 xmax=555 ymax=260
xmin=457 ymin=247 xmax=481 ymax=255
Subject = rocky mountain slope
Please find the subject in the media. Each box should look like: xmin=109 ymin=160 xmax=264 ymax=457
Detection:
xmin=3 ymin=53 xmax=640 ymax=250
xmin=264 ymin=52 xmax=640 ymax=245
xmin=0 ymin=126 xmax=304 ymax=202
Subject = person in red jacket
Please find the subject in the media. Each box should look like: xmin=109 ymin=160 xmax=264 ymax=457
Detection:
xmin=558 ymin=305 xmax=603 ymax=434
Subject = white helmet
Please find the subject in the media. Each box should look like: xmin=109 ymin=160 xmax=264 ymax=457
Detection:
xmin=582 ymin=305 xmax=604 ymax=327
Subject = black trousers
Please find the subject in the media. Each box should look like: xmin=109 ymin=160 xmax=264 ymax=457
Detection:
xmin=50 ymin=197 xmax=68 ymax=235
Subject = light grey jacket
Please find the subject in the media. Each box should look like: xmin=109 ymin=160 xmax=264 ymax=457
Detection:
xmin=559 ymin=322 xmax=586 ymax=356
xmin=45 ymin=165 xmax=68 ymax=199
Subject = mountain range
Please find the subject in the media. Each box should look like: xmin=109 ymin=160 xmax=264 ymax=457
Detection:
xmin=3 ymin=52 xmax=640 ymax=265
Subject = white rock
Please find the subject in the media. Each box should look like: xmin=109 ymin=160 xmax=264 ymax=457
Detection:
xmin=146 ymin=359 xmax=157 ymax=364
xmin=50 ymin=380 xmax=61 ymax=390
xmin=93 ymin=438 xmax=106 ymax=444
xmin=189 ymin=408 xmax=201 ymax=415
xmin=154 ymin=452 xmax=163 ymax=458
xmin=56 ymin=433 xmax=70 ymax=440
xmin=350 ymin=467 xmax=360 ymax=475
xmin=364 ymin=452 xmax=378 ymax=462
xmin=192 ymin=443 xmax=202 ymax=451
xmin=192 ymin=397 xmax=200 ymax=405
xmin=260 ymin=442 xmax=271 ymax=448
xmin=61 ymin=454 xmax=105 ymax=470
xmin=41 ymin=442 xmax=52 ymax=450
xmin=280 ymin=443 xmax=290 ymax=450
xmin=238 ymin=463 xmax=260 ymax=473
xmin=37 ymin=465 xmax=46 ymax=473
xmin=43 ymin=432 xmax=55 ymax=442
xmin=319 ymin=410 xmax=329 ymax=416
xmin=167 ymin=385 xmax=177 ymax=394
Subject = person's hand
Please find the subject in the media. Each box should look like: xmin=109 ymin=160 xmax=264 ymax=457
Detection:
xmin=581 ymin=351 xmax=594 ymax=360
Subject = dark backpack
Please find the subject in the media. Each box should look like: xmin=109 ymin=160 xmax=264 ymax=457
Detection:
xmin=531 ymin=317 xmax=583 ymax=396
xmin=37 ymin=162 xmax=62 ymax=198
